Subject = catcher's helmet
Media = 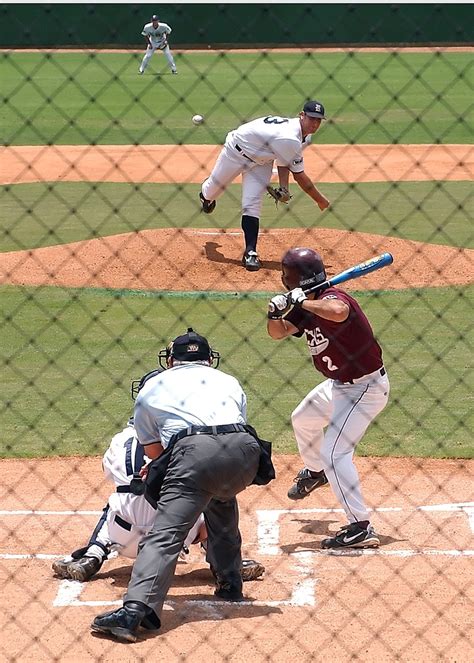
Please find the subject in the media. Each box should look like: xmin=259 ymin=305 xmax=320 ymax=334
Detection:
xmin=130 ymin=368 xmax=163 ymax=401
xmin=281 ymin=247 xmax=326 ymax=290
xmin=158 ymin=328 xmax=220 ymax=369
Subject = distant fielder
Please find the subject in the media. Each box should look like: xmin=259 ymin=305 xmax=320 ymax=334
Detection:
xmin=139 ymin=14 xmax=177 ymax=75
xmin=200 ymin=100 xmax=330 ymax=272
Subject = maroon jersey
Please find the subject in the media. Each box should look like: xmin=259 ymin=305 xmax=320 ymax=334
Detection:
xmin=285 ymin=287 xmax=383 ymax=382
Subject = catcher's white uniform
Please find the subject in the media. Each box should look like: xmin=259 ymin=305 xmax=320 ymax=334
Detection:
xmin=201 ymin=116 xmax=311 ymax=218
xmin=139 ymin=19 xmax=177 ymax=74
xmin=62 ymin=423 xmax=203 ymax=564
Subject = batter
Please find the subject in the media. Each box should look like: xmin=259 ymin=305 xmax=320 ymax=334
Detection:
xmin=267 ymin=247 xmax=390 ymax=548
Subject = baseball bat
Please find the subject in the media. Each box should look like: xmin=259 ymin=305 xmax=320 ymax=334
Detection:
xmin=304 ymin=252 xmax=393 ymax=295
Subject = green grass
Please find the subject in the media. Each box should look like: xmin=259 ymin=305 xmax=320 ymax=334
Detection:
xmin=1 ymin=285 xmax=472 ymax=459
xmin=1 ymin=181 xmax=472 ymax=252
xmin=1 ymin=51 xmax=472 ymax=145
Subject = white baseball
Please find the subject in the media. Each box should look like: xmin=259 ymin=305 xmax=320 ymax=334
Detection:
xmin=192 ymin=114 xmax=204 ymax=125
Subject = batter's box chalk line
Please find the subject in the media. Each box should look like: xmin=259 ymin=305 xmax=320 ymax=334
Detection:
xmin=256 ymin=504 xmax=474 ymax=555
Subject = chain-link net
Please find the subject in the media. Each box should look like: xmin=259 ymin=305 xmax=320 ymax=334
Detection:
xmin=1 ymin=4 xmax=473 ymax=661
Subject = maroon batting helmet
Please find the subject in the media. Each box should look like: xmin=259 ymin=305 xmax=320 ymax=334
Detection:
xmin=281 ymin=247 xmax=326 ymax=290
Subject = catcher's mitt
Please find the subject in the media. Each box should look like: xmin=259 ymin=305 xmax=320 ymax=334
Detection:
xmin=266 ymin=185 xmax=292 ymax=206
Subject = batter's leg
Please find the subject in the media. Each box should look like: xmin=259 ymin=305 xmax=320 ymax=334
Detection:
xmin=319 ymin=379 xmax=389 ymax=523
xmin=291 ymin=379 xmax=334 ymax=470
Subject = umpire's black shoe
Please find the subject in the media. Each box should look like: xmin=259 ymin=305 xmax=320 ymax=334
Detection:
xmin=287 ymin=468 xmax=329 ymax=500
xmin=199 ymin=192 xmax=216 ymax=214
xmin=242 ymin=250 xmax=261 ymax=272
xmin=91 ymin=601 xmax=159 ymax=642
xmin=214 ymin=580 xmax=244 ymax=602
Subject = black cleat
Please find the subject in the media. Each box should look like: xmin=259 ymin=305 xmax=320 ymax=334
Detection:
xmin=199 ymin=192 xmax=216 ymax=214
xmin=287 ymin=468 xmax=328 ymax=500
xmin=240 ymin=559 xmax=265 ymax=582
xmin=91 ymin=602 xmax=159 ymax=642
xmin=91 ymin=607 xmax=142 ymax=643
xmin=321 ymin=522 xmax=380 ymax=549
xmin=67 ymin=556 xmax=102 ymax=582
xmin=52 ymin=558 xmax=72 ymax=579
xmin=242 ymin=250 xmax=261 ymax=272
xmin=214 ymin=579 xmax=244 ymax=602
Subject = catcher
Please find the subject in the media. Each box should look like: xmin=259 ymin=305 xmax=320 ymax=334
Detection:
xmin=200 ymin=100 xmax=330 ymax=272
xmin=52 ymin=369 xmax=265 ymax=584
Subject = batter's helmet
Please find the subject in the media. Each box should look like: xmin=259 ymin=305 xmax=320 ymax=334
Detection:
xmin=281 ymin=247 xmax=326 ymax=290
xmin=158 ymin=328 xmax=220 ymax=369
xmin=130 ymin=368 xmax=163 ymax=401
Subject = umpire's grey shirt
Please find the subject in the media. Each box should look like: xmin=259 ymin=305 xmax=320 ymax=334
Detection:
xmin=134 ymin=363 xmax=247 ymax=447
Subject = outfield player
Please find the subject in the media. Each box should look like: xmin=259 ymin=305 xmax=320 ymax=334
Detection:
xmin=138 ymin=14 xmax=177 ymax=75
xmin=200 ymin=101 xmax=330 ymax=271
xmin=267 ymin=247 xmax=390 ymax=548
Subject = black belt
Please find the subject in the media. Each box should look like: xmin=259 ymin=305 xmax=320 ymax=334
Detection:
xmin=235 ymin=144 xmax=255 ymax=162
xmin=344 ymin=366 xmax=386 ymax=384
xmin=114 ymin=514 xmax=132 ymax=531
xmin=170 ymin=423 xmax=248 ymax=445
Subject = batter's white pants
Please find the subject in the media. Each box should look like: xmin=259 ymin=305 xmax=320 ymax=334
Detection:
xmin=140 ymin=45 xmax=176 ymax=72
xmin=201 ymin=141 xmax=274 ymax=218
xmin=291 ymin=370 xmax=390 ymax=523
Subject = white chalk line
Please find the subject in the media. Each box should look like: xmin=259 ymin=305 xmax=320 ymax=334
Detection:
xmin=53 ymin=577 xmax=314 ymax=609
xmin=2 ymin=548 xmax=473 ymax=562
xmin=2 ymin=503 xmax=472 ymax=517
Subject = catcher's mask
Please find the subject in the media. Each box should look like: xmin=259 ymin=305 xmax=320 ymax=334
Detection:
xmin=130 ymin=368 xmax=163 ymax=401
xmin=158 ymin=327 xmax=220 ymax=369
xmin=281 ymin=247 xmax=326 ymax=291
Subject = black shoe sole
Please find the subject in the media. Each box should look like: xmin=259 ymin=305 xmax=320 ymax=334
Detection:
xmin=91 ymin=624 xmax=137 ymax=643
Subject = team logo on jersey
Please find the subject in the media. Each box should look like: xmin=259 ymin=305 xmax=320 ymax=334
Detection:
xmin=305 ymin=328 xmax=329 ymax=355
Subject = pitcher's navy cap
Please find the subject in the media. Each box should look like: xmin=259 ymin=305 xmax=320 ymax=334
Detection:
xmin=303 ymin=100 xmax=326 ymax=119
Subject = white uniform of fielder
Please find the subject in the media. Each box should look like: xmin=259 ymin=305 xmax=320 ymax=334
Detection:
xmin=200 ymin=101 xmax=330 ymax=271
xmin=139 ymin=16 xmax=177 ymax=75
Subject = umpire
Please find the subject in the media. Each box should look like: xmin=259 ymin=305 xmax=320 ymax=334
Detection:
xmin=91 ymin=328 xmax=267 ymax=642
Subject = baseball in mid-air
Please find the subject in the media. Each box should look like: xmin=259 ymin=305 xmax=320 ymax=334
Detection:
xmin=192 ymin=114 xmax=204 ymax=125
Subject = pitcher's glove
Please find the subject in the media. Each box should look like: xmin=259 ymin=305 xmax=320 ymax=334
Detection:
xmin=266 ymin=185 xmax=292 ymax=206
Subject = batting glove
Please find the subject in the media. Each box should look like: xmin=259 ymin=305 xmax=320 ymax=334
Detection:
xmin=267 ymin=294 xmax=291 ymax=319
xmin=287 ymin=287 xmax=307 ymax=307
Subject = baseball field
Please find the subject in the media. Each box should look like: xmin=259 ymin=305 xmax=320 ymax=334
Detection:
xmin=0 ymin=47 xmax=473 ymax=661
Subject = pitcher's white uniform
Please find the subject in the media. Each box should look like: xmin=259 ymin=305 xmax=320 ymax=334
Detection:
xmin=94 ymin=422 xmax=204 ymax=559
xmin=201 ymin=116 xmax=312 ymax=218
xmin=139 ymin=19 xmax=177 ymax=74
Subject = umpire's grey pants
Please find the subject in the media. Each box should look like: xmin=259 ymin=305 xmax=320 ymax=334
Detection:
xmin=124 ymin=432 xmax=260 ymax=621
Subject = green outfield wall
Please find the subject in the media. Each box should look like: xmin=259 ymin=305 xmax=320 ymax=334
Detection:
xmin=0 ymin=3 xmax=473 ymax=48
